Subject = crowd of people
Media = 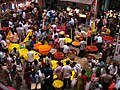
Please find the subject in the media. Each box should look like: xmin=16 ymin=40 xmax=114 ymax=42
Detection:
xmin=0 ymin=1 xmax=120 ymax=90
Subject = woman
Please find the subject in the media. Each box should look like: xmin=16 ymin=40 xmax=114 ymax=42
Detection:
xmin=54 ymin=62 xmax=63 ymax=80
xmin=77 ymin=70 xmax=86 ymax=90
xmin=24 ymin=63 xmax=32 ymax=88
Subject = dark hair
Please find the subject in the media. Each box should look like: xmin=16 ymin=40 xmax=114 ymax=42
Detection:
xmin=34 ymin=59 xmax=38 ymax=65
xmin=72 ymin=62 xmax=76 ymax=66
xmin=58 ymin=61 xmax=62 ymax=66
xmin=66 ymin=60 xmax=70 ymax=65
xmin=81 ymin=69 xmax=86 ymax=75
xmin=54 ymin=35 xmax=58 ymax=39
xmin=106 ymin=68 xmax=110 ymax=74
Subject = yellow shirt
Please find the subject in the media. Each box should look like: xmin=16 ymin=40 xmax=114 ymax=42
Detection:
xmin=106 ymin=29 xmax=111 ymax=35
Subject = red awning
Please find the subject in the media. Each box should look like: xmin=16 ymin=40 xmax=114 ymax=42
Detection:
xmin=59 ymin=0 xmax=94 ymax=5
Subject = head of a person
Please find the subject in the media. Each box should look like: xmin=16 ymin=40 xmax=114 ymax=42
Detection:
xmin=66 ymin=60 xmax=70 ymax=65
xmin=72 ymin=62 xmax=77 ymax=67
xmin=29 ymin=36 xmax=32 ymax=40
xmin=54 ymin=35 xmax=58 ymax=39
xmin=58 ymin=61 xmax=62 ymax=66
xmin=81 ymin=69 xmax=86 ymax=75
xmin=13 ymin=47 xmax=17 ymax=52
xmin=54 ymin=30 xmax=56 ymax=33
xmin=27 ymin=47 xmax=31 ymax=51
xmin=19 ymin=24 xmax=22 ymax=27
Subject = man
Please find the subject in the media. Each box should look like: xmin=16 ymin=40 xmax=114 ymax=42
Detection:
xmin=62 ymin=60 xmax=72 ymax=89
xmin=62 ymin=44 xmax=70 ymax=54
xmin=87 ymin=27 xmax=92 ymax=45
xmin=58 ymin=35 xmax=65 ymax=48
xmin=95 ymin=34 xmax=102 ymax=52
xmin=79 ymin=38 xmax=87 ymax=58
xmin=100 ymin=69 xmax=112 ymax=90
xmin=27 ymin=48 xmax=34 ymax=64
xmin=16 ymin=24 xmax=25 ymax=42
xmin=11 ymin=47 xmax=20 ymax=59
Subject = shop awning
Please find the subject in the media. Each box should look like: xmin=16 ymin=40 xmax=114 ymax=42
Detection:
xmin=59 ymin=0 xmax=94 ymax=5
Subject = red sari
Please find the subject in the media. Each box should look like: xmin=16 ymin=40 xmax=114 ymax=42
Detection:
xmin=24 ymin=67 xmax=32 ymax=88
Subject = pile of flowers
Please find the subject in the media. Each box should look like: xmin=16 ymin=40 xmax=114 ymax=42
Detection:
xmin=72 ymin=41 xmax=80 ymax=47
xmin=54 ymin=52 xmax=64 ymax=60
xmin=102 ymin=36 xmax=114 ymax=43
xmin=86 ymin=45 xmax=98 ymax=53
xmin=39 ymin=45 xmax=51 ymax=55
xmin=52 ymin=80 xmax=63 ymax=89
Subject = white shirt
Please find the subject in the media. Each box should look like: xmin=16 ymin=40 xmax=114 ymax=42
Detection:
xmin=13 ymin=13 xmax=17 ymax=18
xmin=22 ymin=12 xmax=26 ymax=19
xmin=1 ymin=40 xmax=8 ymax=49
xmin=16 ymin=27 xmax=24 ymax=36
xmin=23 ymin=23 xmax=30 ymax=32
xmin=58 ymin=38 xmax=65 ymax=48
xmin=80 ymin=40 xmax=87 ymax=50
xmin=52 ymin=32 xmax=58 ymax=40
xmin=35 ymin=29 xmax=41 ymax=38
xmin=9 ymin=21 xmax=14 ymax=28
xmin=28 ymin=51 xmax=34 ymax=62
xmin=62 ymin=65 xmax=72 ymax=79
xmin=96 ymin=36 xmax=102 ymax=43
xmin=74 ymin=64 xmax=82 ymax=74
xmin=62 ymin=45 xmax=70 ymax=54
xmin=108 ymin=65 xmax=118 ymax=75
xmin=0 ymin=34 xmax=2 ymax=41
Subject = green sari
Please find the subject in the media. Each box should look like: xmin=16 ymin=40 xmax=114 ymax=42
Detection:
xmin=77 ymin=74 xmax=84 ymax=90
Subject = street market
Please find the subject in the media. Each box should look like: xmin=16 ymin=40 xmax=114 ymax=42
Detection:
xmin=0 ymin=0 xmax=120 ymax=90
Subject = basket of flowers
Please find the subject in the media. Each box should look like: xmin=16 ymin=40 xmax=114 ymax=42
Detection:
xmin=54 ymin=52 xmax=64 ymax=60
xmin=72 ymin=41 xmax=80 ymax=47
xmin=85 ymin=45 xmax=98 ymax=53
xmin=39 ymin=45 xmax=51 ymax=55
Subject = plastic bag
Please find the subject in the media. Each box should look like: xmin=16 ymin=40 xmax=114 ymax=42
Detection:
xmin=115 ymin=80 xmax=120 ymax=90
xmin=71 ymin=78 xmax=77 ymax=87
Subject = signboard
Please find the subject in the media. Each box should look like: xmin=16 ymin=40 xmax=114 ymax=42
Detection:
xmin=114 ymin=29 xmax=120 ymax=60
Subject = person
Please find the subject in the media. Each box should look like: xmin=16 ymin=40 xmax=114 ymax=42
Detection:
xmin=58 ymin=35 xmax=65 ymax=49
xmin=43 ymin=64 xmax=53 ymax=90
xmin=27 ymin=48 xmax=34 ymax=64
xmin=1 ymin=37 xmax=8 ymax=53
xmin=62 ymin=60 xmax=72 ymax=89
xmin=79 ymin=38 xmax=87 ymax=58
xmin=108 ymin=62 xmax=118 ymax=75
xmin=72 ymin=62 xmax=82 ymax=76
xmin=11 ymin=47 xmax=20 ymax=59
xmin=16 ymin=24 xmax=25 ymax=42
xmin=54 ymin=62 xmax=63 ymax=80
xmin=87 ymin=27 xmax=92 ymax=45
xmin=9 ymin=19 xmax=14 ymax=32
xmin=77 ymin=70 xmax=86 ymax=90
xmin=53 ymin=35 xmax=59 ymax=49
xmin=30 ymin=70 xmax=40 ymax=84
xmin=95 ymin=34 xmax=102 ymax=52
xmin=15 ymin=72 xmax=22 ymax=90
xmin=24 ymin=63 xmax=32 ymax=88
xmin=100 ymin=68 xmax=112 ymax=90
xmin=62 ymin=43 xmax=70 ymax=54
xmin=115 ymin=68 xmax=120 ymax=90
xmin=52 ymin=30 xmax=58 ymax=40
xmin=27 ymin=36 xmax=34 ymax=49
